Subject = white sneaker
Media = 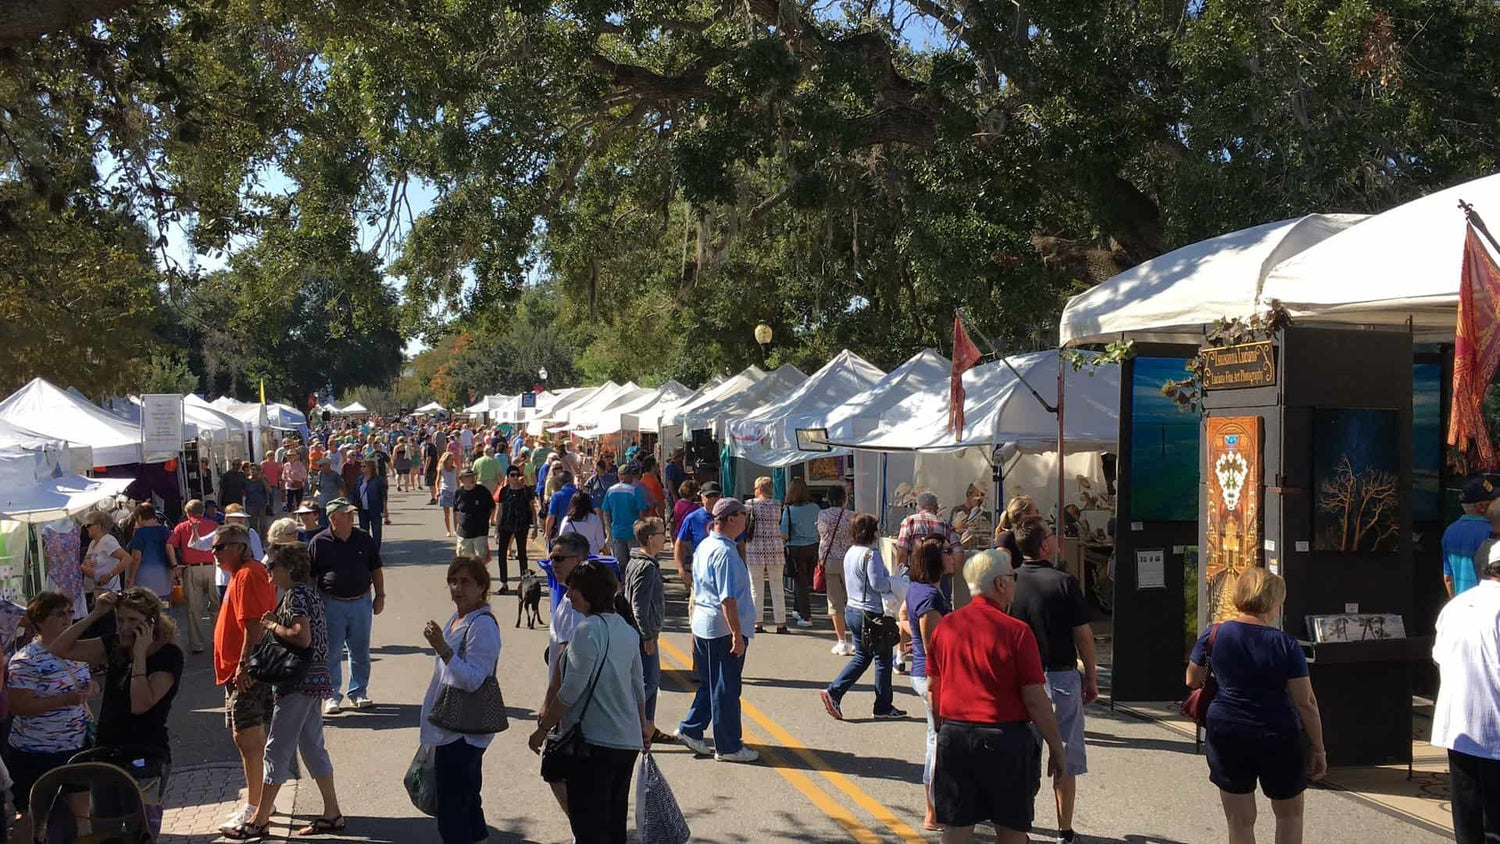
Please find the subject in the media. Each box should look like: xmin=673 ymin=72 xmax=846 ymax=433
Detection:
xmin=830 ymin=640 xmax=846 ymax=655
xmin=673 ymin=730 xmax=711 ymax=757
xmin=796 ymin=618 xmax=814 ymax=628
xmin=219 ymin=803 xmax=256 ymax=833
xmin=836 ymin=640 xmax=856 ymax=656
xmin=715 ymin=746 xmax=759 ymax=763
xmin=349 ymin=695 xmax=374 ymax=710
xmin=323 ymin=699 xmax=341 ymax=716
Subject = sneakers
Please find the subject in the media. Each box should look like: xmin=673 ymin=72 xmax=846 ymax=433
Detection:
xmin=874 ymin=707 xmax=908 ymax=720
xmin=895 ymin=660 xmax=909 ymax=675
xmin=830 ymin=640 xmax=847 ymax=655
xmin=220 ymin=803 xmax=257 ymax=834
xmin=674 ymin=730 xmax=712 ymax=757
xmin=349 ymin=695 xmax=374 ymax=710
xmin=819 ymin=689 xmax=843 ymax=721
xmin=714 ymin=746 xmax=759 ymax=763
xmin=837 ymin=640 xmax=856 ymax=656
xmin=1056 ymin=831 xmax=1078 ymax=843
xmin=796 ymin=618 xmax=814 ymax=628
xmin=323 ymin=699 xmax=341 ymax=716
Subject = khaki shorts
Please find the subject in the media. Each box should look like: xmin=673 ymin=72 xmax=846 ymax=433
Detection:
xmin=225 ymin=680 xmax=275 ymax=732
xmin=457 ymin=536 xmax=490 ymax=558
xmin=824 ymin=567 xmax=848 ymax=615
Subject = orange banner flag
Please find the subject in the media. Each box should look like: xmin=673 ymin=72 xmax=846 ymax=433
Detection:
xmin=1448 ymin=223 xmax=1500 ymax=468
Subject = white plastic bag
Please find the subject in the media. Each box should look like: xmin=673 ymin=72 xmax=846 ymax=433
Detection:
xmin=635 ymin=751 xmax=690 ymax=844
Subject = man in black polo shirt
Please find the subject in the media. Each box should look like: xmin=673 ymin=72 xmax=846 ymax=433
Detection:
xmin=1007 ymin=515 xmax=1097 ymax=844
xmin=308 ymin=497 xmax=385 ymax=716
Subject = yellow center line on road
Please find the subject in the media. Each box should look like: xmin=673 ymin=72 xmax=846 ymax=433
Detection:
xmin=657 ymin=637 xmax=925 ymax=843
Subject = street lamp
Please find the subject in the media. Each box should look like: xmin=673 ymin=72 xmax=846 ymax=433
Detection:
xmin=754 ymin=323 xmax=773 ymax=359
xmin=538 ymin=366 xmax=549 ymax=382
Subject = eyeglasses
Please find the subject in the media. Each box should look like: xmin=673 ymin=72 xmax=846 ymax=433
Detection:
xmin=212 ymin=542 xmax=245 ymax=551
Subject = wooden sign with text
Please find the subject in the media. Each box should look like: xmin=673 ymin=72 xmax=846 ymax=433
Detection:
xmin=1201 ymin=341 xmax=1276 ymax=390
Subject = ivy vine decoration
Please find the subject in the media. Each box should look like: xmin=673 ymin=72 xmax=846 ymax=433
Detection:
xmin=1162 ymin=301 xmax=1293 ymax=412
xmin=1062 ymin=339 xmax=1136 ymax=371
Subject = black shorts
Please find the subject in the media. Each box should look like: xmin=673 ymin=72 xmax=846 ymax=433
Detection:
xmin=932 ymin=721 xmax=1040 ymax=831
xmin=1205 ymin=723 xmax=1308 ymax=800
xmin=9 ymin=745 xmax=87 ymax=813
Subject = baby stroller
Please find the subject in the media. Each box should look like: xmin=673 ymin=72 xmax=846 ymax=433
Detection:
xmin=28 ymin=746 xmax=171 ymax=843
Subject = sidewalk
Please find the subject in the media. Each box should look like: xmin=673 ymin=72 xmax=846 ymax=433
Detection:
xmin=1111 ymin=699 xmax=1454 ymax=838
xmin=158 ymin=763 xmax=300 ymax=843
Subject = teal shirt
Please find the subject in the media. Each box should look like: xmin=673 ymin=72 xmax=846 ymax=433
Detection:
xmin=602 ymin=482 xmax=648 ymax=541
xmin=780 ymin=503 xmax=821 ymax=547
xmin=1443 ymin=514 xmax=1492 ymax=596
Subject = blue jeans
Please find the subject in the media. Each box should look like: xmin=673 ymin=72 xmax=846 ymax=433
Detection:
xmin=433 ymin=739 xmax=487 ymax=844
xmin=826 ymin=606 xmax=894 ymax=714
xmin=323 ymin=593 xmax=373 ymax=703
xmin=642 ymin=639 xmax=661 ymax=722
xmin=358 ymin=509 xmax=383 ymax=550
xmin=678 ymin=634 xmax=746 ymax=754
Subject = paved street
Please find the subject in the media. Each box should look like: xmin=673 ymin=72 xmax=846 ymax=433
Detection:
xmin=163 ymin=488 xmax=1451 ymax=843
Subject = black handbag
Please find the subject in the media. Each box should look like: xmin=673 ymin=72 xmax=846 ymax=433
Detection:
xmin=540 ymin=630 xmax=611 ymax=783
xmin=247 ymin=627 xmax=310 ymax=685
xmin=861 ymin=611 xmax=900 ymax=652
xmin=427 ymin=610 xmax=509 ymax=734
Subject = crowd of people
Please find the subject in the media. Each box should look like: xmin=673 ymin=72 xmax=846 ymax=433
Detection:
xmin=2 ymin=411 xmax=1495 ymax=844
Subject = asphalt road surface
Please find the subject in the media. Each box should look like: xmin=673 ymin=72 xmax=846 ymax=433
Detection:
xmin=167 ymin=487 xmax=1448 ymax=843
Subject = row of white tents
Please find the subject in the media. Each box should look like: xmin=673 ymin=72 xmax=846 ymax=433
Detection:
xmin=0 ymin=379 xmax=314 ymax=522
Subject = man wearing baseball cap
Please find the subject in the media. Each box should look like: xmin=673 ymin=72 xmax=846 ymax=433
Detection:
xmin=308 ymin=497 xmax=385 ymax=714
xmin=675 ymin=496 xmax=759 ymax=763
xmin=1445 ymin=477 xmax=1497 ymax=597
xmin=453 ymin=467 xmax=495 ymax=565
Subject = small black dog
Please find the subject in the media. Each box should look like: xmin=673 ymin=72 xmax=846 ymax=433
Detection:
xmin=516 ymin=571 xmax=544 ymax=629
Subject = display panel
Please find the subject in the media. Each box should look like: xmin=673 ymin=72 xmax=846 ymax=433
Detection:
xmin=1313 ymin=408 xmax=1401 ymax=552
xmin=1412 ymin=363 xmax=1442 ymax=521
xmin=1130 ymin=357 xmax=1201 ymax=522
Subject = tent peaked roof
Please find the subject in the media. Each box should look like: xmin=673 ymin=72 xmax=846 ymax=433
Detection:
xmin=727 ymin=350 xmax=885 ymax=467
xmin=1060 ymin=213 xmax=1366 ymax=346
xmin=590 ymin=380 xmax=695 ymax=436
xmin=667 ymin=367 xmax=767 ymax=429
xmin=629 ymin=377 xmax=723 ymax=432
xmin=340 ymin=402 xmax=369 ymax=414
xmin=809 ymin=349 xmax=952 ymax=452
xmin=416 ymin=401 xmax=447 ymax=413
xmin=682 ymin=365 xmax=805 ymax=435
xmin=0 ymin=378 xmax=143 ymax=466
xmin=826 ymin=350 xmax=1119 ymax=454
xmin=1260 ymin=171 xmax=1500 ymax=338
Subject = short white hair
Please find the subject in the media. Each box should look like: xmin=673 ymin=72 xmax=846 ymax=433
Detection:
xmin=266 ymin=517 xmax=302 ymax=547
xmin=963 ymin=548 xmax=1013 ymax=599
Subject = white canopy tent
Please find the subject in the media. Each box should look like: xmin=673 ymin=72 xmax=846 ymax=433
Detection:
xmin=416 ymin=401 xmax=447 ymax=414
xmin=339 ymin=402 xmax=370 ymax=415
xmin=627 ymin=377 xmax=721 ymax=434
xmin=681 ymin=366 xmax=808 ymax=437
xmin=546 ymin=382 xmax=634 ymax=431
xmin=809 ymin=349 xmax=952 ymax=454
xmin=824 ymin=350 xmax=1119 ymax=454
xmin=0 ymin=418 xmax=93 ymax=475
xmin=1260 ymin=171 xmax=1500 ymax=337
xmin=1060 ymin=214 xmax=1367 ymax=346
xmin=0 ymin=447 xmax=132 ymax=523
xmin=0 ymin=378 xmax=143 ymax=467
xmin=726 ymin=351 xmax=885 ymax=467
xmin=590 ymin=381 xmax=693 ymax=437
xmin=666 ymin=368 xmax=765 ymax=433
xmin=528 ymin=385 xmax=613 ymax=434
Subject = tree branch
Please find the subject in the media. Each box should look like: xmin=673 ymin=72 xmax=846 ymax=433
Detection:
xmin=0 ymin=0 xmax=139 ymax=43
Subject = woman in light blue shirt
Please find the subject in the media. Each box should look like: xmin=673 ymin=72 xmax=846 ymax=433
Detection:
xmin=529 ymin=561 xmax=650 ymax=843
xmin=420 ymin=557 xmax=503 ymax=844
xmin=820 ymin=513 xmax=904 ymax=721
xmin=780 ymin=479 xmax=822 ymax=628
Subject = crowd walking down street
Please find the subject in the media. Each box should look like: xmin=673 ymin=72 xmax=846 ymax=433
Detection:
xmin=0 ymin=418 xmax=1482 ymax=844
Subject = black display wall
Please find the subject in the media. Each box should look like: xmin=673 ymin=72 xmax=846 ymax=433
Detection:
xmin=1112 ymin=344 xmax=1201 ymax=702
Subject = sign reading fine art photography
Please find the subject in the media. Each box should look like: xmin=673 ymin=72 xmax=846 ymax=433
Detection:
xmin=1200 ymin=341 xmax=1276 ymax=390
xmin=1205 ymin=416 xmax=1262 ymax=624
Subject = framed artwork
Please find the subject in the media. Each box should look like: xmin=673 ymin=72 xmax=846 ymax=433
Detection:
xmin=1205 ymin=416 xmax=1261 ymax=624
xmin=1412 ymin=364 xmax=1442 ymax=521
xmin=808 ymin=456 xmax=842 ymax=481
xmin=1130 ymin=358 xmax=1200 ymax=522
xmin=1307 ymin=613 xmax=1406 ymax=643
xmin=1313 ymin=408 xmax=1401 ymax=552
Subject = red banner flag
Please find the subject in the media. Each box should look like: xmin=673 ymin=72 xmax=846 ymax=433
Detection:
xmin=949 ymin=313 xmax=983 ymax=433
xmin=1449 ymin=223 xmax=1500 ymax=468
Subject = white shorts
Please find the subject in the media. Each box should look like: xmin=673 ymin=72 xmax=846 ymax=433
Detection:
xmin=456 ymin=536 xmax=490 ymax=558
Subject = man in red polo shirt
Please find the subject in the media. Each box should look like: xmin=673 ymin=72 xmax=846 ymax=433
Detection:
xmin=167 ymin=498 xmax=221 ymax=654
xmin=926 ymin=548 xmax=1066 ymax=843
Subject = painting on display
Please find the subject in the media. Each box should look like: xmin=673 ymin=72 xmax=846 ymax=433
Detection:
xmin=808 ymin=456 xmax=843 ymax=481
xmin=1412 ymin=364 xmax=1442 ymax=521
xmin=1205 ymin=417 xmax=1261 ymax=624
xmin=1307 ymin=613 xmax=1407 ymax=643
xmin=1313 ymin=409 xmax=1401 ymax=552
xmin=1130 ymin=358 xmax=1201 ymax=522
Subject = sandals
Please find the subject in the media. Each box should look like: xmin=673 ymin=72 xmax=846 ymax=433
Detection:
xmin=222 ymin=821 xmax=271 ymax=840
xmin=298 ymin=814 xmax=347 ymax=836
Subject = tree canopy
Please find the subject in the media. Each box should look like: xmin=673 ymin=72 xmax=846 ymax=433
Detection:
xmin=5 ymin=0 xmax=1500 ymax=394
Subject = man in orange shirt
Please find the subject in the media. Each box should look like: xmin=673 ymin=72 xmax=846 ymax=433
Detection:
xmin=211 ymin=523 xmax=278 ymax=834
xmin=167 ymin=498 xmax=221 ymax=654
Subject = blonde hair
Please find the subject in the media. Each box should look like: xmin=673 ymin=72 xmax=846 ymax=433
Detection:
xmin=223 ymin=503 xmax=245 ymax=516
xmin=1231 ymin=567 xmax=1287 ymax=617
xmin=266 ymin=517 xmax=302 ymax=547
xmin=438 ymin=451 xmax=457 ymax=471
xmin=116 ymin=587 xmax=178 ymax=645
xmin=997 ymin=494 xmax=1035 ymax=531
xmin=755 ymin=476 xmax=773 ymax=493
